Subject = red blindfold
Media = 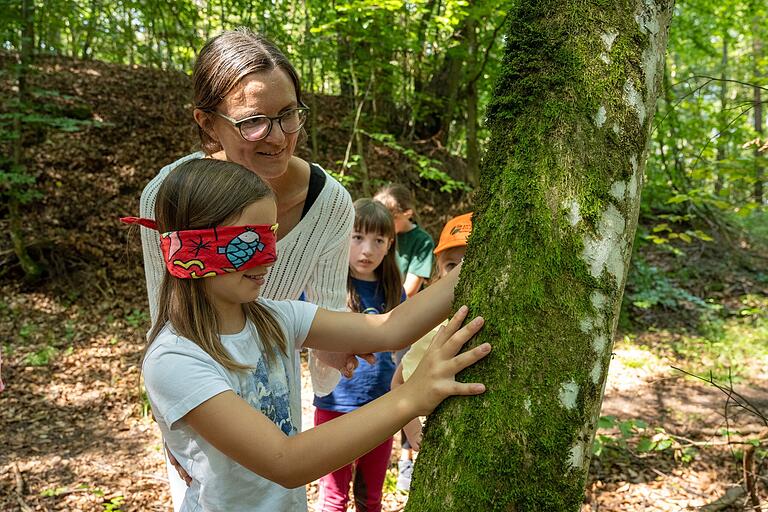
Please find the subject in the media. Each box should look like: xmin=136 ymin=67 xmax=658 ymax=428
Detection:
xmin=121 ymin=217 xmax=278 ymax=279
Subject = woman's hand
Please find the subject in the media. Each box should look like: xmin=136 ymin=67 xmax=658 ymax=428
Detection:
xmin=166 ymin=444 xmax=192 ymax=486
xmin=312 ymin=349 xmax=376 ymax=378
xmin=404 ymin=305 xmax=489 ymax=416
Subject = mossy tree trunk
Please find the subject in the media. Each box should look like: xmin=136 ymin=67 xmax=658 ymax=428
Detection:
xmin=406 ymin=1 xmax=674 ymax=510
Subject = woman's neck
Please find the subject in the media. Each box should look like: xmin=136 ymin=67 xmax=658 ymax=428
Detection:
xmin=267 ymin=157 xmax=310 ymax=238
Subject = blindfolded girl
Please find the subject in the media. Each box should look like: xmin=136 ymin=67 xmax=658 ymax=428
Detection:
xmin=123 ymin=158 xmax=491 ymax=511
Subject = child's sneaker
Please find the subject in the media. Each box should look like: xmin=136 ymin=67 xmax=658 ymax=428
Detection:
xmin=396 ymin=459 xmax=413 ymax=492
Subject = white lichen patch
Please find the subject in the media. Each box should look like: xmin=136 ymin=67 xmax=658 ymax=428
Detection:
xmin=590 ymin=291 xmax=607 ymax=311
xmin=601 ymin=53 xmax=611 ymax=65
xmin=524 ymin=398 xmax=532 ymax=414
xmin=591 ymin=360 xmax=603 ymax=384
xmin=568 ymin=441 xmax=585 ymax=470
xmin=630 ymin=154 xmax=639 ymax=173
xmin=594 ymin=105 xmax=607 ymax=127
xmin=628 ymin=165 xmax=640 ymax=200
xmin=635 ymin=11 xmax=660 ymax=36
xmin=559 ymin=380 xmax=579 ymax=410
xmin=623 ymin=79 xmax=646 ymax=125
xmin=592 ymin=333 xmax=608 ymax=354
xmin=610 ymin=180 xmax=627 ymax=201
xmin=566 ymin=199 xmax=582 ymax=226
xmin=642 ymin=46 xmax=658 ymax=105
xmin=494 ymin=269 xmax=510 ymax=294
xmin=581 ymin=204 xmax=627 ymax=281
xmin=613 ymin=123 xmax=621 ymax=135
xmin=579 ymin=317 xmax=594 ymax=333
xmin=601 ymin=30 xmax=619 ymax=51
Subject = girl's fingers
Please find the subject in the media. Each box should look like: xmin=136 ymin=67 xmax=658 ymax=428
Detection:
xmin=449 ymin=381 xmax=487 ymax=396
xmin=441 ymin=316 xmax=485 ymax=357
xmin=448 ymin=343 xmax=491 ymax=373
xmin=431 ymin=305 xmax=470 ymax=348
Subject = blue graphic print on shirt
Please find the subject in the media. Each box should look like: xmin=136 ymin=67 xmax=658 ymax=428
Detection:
xmin=240 ymin=353 xmax=296 ymax=436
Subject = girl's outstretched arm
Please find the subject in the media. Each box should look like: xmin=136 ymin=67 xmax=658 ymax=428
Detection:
xmin=303 ymin=263 xmax=462 ymax=354
xmin=183 ymin=306 xmax=489 ymax=489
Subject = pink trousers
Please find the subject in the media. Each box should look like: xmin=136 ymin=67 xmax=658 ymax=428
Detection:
xmin=314 ymin=408 xmax=394 ymax=512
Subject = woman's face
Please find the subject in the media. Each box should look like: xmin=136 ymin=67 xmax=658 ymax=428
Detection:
xmin=206 ymin=69 xmax=300 ymax=181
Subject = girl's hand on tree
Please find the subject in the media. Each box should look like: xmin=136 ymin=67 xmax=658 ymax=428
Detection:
xmin=405 ymin=305 xmax=489 ymax=417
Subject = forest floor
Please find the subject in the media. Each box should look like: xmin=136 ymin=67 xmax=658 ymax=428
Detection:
xmin=1 ymin=55 xmax=767 ymax=511
xmin=2 ymin=287 xmax=767 ymax=512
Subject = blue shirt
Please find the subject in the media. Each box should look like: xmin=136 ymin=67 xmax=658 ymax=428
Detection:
xmin=313 ymin=277 xmax=405 ymax=412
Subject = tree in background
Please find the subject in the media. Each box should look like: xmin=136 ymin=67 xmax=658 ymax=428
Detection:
xmin=405 ymin=1 xmax=674 ymax=510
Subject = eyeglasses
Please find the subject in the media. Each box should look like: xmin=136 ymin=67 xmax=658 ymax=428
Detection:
xmin=212 ymin=107 xmax=309 ymax=142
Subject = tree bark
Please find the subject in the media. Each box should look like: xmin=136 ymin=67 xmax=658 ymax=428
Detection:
xmin=752 ymin=18 xmax=764 ymax=206
xmin=465 ymin=15 xmax=480 ymax=186
xmin=406 ymin=1 xmax=674 ymax=510
xmin=10 ymin=0 xmax=43 ymax=281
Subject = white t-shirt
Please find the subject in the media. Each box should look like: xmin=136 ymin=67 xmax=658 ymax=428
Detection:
xmin=139 ymin=152 xmax=354 ymax=396
xmin=143 ymin=298 xmax=318 ymax=512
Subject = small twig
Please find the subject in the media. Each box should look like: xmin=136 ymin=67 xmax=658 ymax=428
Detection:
xmin=700 ymin=486 xmax=747 ymax=512
xmin=12 ymin=462 xmax=26 ymax=495
xmin=12 ymin=463 xmax=32 ymax=512
xmin=671 ymin=366 xmax=768 ymax=426
xmin=745 ymin=442 xmax=761 ymax=510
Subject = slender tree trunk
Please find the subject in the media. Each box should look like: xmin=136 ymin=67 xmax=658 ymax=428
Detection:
xmin=10 ymin=0 xmax=43 ymax=281
xmin=465 ymin=15 xmax=480 ymax=186
xmin=303 ymin=0 xmax=318 ymax=163
xmin=406 ymin=1 xmax=674 ymax=510
xmin=715 ymin=35 xmax=728 ymax=196
xmin=81 ymin=0 xmax=100 ymax=60
xmin=753 ymin=22 xmax=764 ymax=205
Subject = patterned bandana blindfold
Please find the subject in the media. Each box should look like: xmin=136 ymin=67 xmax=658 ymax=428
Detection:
xmin=121 ymin=217 xmax=278 ymax=279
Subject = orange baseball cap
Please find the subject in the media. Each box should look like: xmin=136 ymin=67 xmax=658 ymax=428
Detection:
xmin=434 ymin=212 xmax=473 ymax=255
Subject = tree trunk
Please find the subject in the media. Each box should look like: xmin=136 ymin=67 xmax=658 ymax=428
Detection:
xmin=753 ymin=21 xmax=764 ymax=205
xmin=715 ymin=34 xmax=728 ymax=196
xmin=465 ymin=15 xmax=480 ymax=186
xmin=10 ymin=0 xmax=43 ymax=281
xmin=406 ymin=1 xmax=674 ymax=510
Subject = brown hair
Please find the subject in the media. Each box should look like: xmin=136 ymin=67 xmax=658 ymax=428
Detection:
xmin=373 ymin=183 xmax=419 ymax=223
xmin=193 ymin=28 xmax=304 ymax=154
xmin=347 ymin=198 xmax=403 ymax=313
xmin=147 ymin=158 xmax=287 ymax=370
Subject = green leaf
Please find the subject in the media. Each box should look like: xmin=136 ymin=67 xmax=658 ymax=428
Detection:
xmin=637 ymin=437 xmax=654 ymax=452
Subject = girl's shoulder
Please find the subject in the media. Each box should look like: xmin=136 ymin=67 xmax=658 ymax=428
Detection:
xmin=255 ymin=297 xmax=319 ymax=343
xmin=143 ymin=323 xmax=206 ymax=361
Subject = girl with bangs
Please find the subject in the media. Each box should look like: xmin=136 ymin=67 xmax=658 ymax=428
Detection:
xmin=127 ymin=160 xmax=491 ymax=512
xmin=313 ymin=199 xmax=406 ymax=512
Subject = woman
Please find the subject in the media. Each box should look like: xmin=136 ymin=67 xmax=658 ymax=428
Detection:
xmin=139 ymin=28 xmax=357 ymax=509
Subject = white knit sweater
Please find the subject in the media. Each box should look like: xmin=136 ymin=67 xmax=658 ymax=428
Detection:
xmin=139 ymin=152 xmax=354 ymax=395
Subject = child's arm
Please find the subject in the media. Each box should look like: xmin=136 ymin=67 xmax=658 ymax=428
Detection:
xmin=303 ymin=263 xmax=462 ymax=354
xmin=403 ymin=273 xmax=425 ymax=298
xmin=184 ymin=306 xmax=489 ymax=489
xmin=391 ymin=363 xmax=423 ymax=450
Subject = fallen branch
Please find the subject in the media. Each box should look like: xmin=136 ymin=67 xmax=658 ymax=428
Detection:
xmin=699 ymin=486 xmax=746 ymax=512
xmin=12 ymin=463 xmax=32 ymax=512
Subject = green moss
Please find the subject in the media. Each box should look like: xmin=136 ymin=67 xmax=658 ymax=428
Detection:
xmin=405 ymin=1 xmax=673 ymax=511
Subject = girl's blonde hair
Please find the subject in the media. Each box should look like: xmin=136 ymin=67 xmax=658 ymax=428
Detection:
xmin=373 ymin=183 xmax=419 ymax=223
xmin=347 ymin=198 xmax=403 ymax=313
xmin=147 ymin=159 xmax=287 ymax=370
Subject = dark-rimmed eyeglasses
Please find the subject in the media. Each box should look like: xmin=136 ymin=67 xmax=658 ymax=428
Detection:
xmin=211 ymin=107 xmax=309 ymax=142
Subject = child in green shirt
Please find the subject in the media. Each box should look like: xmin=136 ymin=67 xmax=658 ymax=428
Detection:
xmin=374 ymin=184 xmax=435 ymax=298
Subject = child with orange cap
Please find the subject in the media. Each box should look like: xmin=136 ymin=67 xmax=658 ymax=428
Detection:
xmin=391 ymin=212 xmax=473 ymax=491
